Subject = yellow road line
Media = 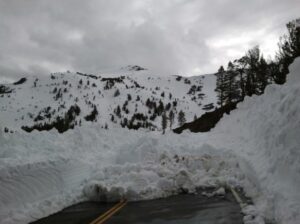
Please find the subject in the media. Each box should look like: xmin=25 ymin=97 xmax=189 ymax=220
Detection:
xmin=89 ymin=200 xmax=127 ymax=224
xmin=229 ymin=187 xmax=245 ymax=208
xmin=96 ymin=201 xmax=127 ymax=224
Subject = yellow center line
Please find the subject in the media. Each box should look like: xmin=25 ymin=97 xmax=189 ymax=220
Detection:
xmin=89 ymin=199 xmax=127 ymax=224
xmin=229 ymin=187 xmax=245 ymax=209
xmin=96 ymin=201 xmax=127 ymax=224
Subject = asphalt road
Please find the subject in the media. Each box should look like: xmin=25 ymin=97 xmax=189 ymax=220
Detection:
xmin=31 ymin=190 xmax=243 ymax=224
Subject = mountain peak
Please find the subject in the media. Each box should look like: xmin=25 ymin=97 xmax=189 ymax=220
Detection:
xmin=121 ymin=65 xmax=147 ymax=72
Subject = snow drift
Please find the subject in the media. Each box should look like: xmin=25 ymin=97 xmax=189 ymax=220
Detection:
xmin=0 ymin=128 xmax=244 ymax=224
xmin=0 ymin=58 xmax=300 ymax=224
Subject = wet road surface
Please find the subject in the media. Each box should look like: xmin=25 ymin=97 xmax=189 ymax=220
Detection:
xmin=31 ymin=191 xmax=243 ymax=224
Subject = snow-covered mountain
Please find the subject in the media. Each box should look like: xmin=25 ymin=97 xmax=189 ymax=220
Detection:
xmin=0 ymin=65 xmax=217 ymax=133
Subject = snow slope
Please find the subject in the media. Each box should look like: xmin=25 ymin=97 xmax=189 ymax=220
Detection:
xmin=0 ymin=59 xmax=300 ymax=224
xmin=0 ymin=66 xmax=216 ymax=132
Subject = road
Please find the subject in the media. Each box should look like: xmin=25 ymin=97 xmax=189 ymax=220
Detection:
xmin=31 ymin=190 xmax=243 ymax=224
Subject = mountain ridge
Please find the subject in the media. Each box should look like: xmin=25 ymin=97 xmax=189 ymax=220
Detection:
xmin=0 ymin=70 xmax=217 ymax=133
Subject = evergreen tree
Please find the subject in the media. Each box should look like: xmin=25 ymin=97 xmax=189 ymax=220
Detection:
xmin=169 ymin=110 xmax=175 ymax=129
xmin=215 ymin=66 xmax=226 ymax=106
xmin=115 ymin=105 xmax=121 ymax=118
xmin=178 ymin=110 xmax=186 ymax=126
xmin=224 ymin=61 xmax=239 ymax=104
xmin=114 ymin=89 xmax=120 ymax=97
xmin=157 ymin=100 xmax=164 ymax=115
xmin=194 ymin=114 xmax=197 ymax=121
xmin=275 ymin=18 xmax=300 ymax=84
xmin=234 ymin=56 xmax=247 ymax=99
xmin=257 ymin=56 xmax=269 ymax=93
xmin=244 ymin=46 xmax=261 ymax=96
xmin=161 ymin=112 xmax=168 ymax=134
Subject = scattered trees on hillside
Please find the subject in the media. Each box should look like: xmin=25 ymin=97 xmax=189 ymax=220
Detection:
xmin=22 ymin=104 xmax=81 ymax=133
xmin=84 ymin=105 xmax=98 ymax=122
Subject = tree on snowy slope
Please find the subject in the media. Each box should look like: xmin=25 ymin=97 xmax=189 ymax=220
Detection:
xmin=244 ymin=46 xmax=261 ymax=96
xmin=257 ymin=56 xmax=270 ymax=93
xmin=215 ymin=66 xmax=226 ymax=106
xmin=161 ymin=112 xmax=168 ymax=134
xmin=223 ymin=61 xmax=240 ymax=104
xmin=169 ymin=110 xmax=175 ymax=129
xmin=243 ymin=46 xmax=272 ymax=95
xmin=178 ymin=110 xmax=186 ymax=126
xmin=84 ymin=105 xmax=98 ymax=122
xmin=114 ymin=89 xmax=120 ymax=97
xmin=115 ymin=105 xmax=121 ymax=118
xmin=233 ymin=56 xmax=247 ymax=99
xmin=275 ymin=18 xmax=300 ymax=84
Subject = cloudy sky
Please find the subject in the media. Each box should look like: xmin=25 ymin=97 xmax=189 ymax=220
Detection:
xmin=0 ymin=0 xmax=299 ymax=82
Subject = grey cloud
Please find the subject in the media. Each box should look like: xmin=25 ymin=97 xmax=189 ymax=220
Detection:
xmin=0 ymin=0 xmax=299 ymax=82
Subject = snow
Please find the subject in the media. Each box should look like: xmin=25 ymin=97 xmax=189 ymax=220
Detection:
xmin=0 ymin=128 xmax=244 ymax=224
xmin=0 ymin=67 xmax=216 ymax=132
xmin=0 ymin=58 xmax=300 ymax=224
xmin=207 ymin=57 xmax=300 ymax=224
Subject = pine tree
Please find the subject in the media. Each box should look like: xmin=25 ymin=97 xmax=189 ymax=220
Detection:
xmin=245 ymin=46 xmax=260 ymax=96
xmin=257 ymin=56 xmax=269 ymax=93
xmin=169 ymin=110 xmax=175 ymax=129
xmin=223 ymin=61 xmax=239 ymax=104
xmin=178 ymin=110 xmax=186 ymax=126
xmin=275 ymin=19 xmax=300 ymax=84
xmin=194 ymin=114 xmax=197 ymax=121
xmin=114 ymin=89 xmax=120 ymax=97
xmin=161 ymin=112 xmax=168 ymax=134
xmin=115 ymin=105 xmax=121 ymax=118
xmin=215 ymin=66 xmax=226 ymax=106
xmin=234 ymin=56 xmax=247 ymax=99
xmin=157 ymin=100 xmax=164 ymax=115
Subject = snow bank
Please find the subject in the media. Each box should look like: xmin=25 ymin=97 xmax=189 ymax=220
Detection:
xmin=208 ymin=57 xmax=300 ymax=224
xmin=83 ymin=141 xmax=241 ymax=202
xmin=0 ymin=158 xmax=90 ymax=224
xmin=0 ymin=127 xmax=245 ymax=224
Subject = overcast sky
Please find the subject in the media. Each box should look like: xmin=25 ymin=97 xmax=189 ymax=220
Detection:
xmin=0 ymin=0 xmax=299 ymax=82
